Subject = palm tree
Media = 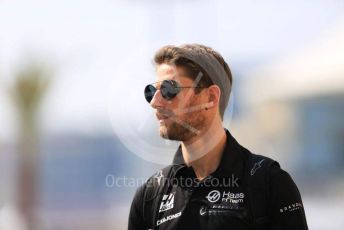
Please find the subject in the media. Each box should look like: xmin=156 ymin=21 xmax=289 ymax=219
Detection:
xmin=10 ymin=63 xmax=51 ymax=230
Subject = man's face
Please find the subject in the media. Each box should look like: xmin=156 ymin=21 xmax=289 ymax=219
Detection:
xmin=150 ymin=63 xmax=210 ymax=142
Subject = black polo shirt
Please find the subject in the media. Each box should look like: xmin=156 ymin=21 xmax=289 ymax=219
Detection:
xmin=128 ymin=130 xmax=308 ymax=230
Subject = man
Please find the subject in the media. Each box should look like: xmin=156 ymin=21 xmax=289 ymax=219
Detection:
xmin=128 ymin=44 xmax=308 ymax=230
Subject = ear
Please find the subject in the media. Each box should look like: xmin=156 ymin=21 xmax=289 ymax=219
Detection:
xmin=207 ymin=85 xmax=221 ymax=109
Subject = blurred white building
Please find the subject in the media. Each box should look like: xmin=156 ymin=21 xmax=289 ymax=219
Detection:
xmin=233 ymin=17 xmax=344 ymax=186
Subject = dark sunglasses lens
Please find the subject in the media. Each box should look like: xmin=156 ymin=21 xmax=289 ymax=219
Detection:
xmin=144 ymin=84 xmax=156 ymax=103
xmin=161 ymin=80 xmax=179 ymax=100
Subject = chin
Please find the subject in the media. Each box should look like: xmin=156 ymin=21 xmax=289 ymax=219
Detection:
xmin=157 ymin=125 xmax=173 ymax=140
xmin=159 ymin=126 xmax=169 ymax=138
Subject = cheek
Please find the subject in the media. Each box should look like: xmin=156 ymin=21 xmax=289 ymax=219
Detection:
xmin=169 ymin=90 xmax=206 ymax=114
xmin=172 ymin=97 xmax=201 ymax=116
xmin=172 ymin=96 xmax=192 ymax=111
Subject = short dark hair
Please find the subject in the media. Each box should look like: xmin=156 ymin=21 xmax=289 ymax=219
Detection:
xmin=153 ymin=44 xmax=232 ymax=119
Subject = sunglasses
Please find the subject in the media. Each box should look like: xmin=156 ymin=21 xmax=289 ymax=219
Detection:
xmin=144 ymin=80 xmax=206 ymax=103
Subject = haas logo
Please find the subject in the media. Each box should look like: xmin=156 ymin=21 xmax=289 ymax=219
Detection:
xmin=206 ymin=190 xmax=245 ymax=204
xmin=206 ymin=190 xmax=221 ymax=203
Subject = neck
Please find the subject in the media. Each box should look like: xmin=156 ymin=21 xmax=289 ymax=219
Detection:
xmin=181 ymin=119 xmax=227 ymax=180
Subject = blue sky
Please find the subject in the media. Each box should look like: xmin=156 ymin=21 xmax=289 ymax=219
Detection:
xmin=0 ymin=0 xmax=343 ymax=141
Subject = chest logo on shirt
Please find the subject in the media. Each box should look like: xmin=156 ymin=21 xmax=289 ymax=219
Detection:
xmin=159 ymin=192 xmax=175 ymax=212
xmin=206 ymin=190 xmax=245 ymax=204
xmin=206 ymin=190 xmax=221 ymax=203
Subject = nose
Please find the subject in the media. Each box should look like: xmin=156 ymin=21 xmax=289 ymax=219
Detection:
xmin=150 ymin=89 xmax=167 ymax=109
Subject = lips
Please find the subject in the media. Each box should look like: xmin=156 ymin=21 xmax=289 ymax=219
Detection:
xmin=156 ymin=111 xmax=173 ymax=121
xmin=156 ymin=113 xmax=170 ymax=120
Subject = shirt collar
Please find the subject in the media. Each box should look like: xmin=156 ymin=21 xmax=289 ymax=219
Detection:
xmin=172 ymin=129 xmax=248 ymax=178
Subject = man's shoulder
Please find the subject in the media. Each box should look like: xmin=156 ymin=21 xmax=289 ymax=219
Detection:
xmin=247 ymin=152 xmax=299 ymax=190
xmin=133 ymin=164 xmax=178 ymax=203
xmin=146 ymin=165 xmax=175 ymax=186
xmin=139 ymin=164 xmax=179 ymax=190
xmin=237 ymin=140 xmax=280 ymax=169
xmin=246 ymin=152 xmax=281 ymax=175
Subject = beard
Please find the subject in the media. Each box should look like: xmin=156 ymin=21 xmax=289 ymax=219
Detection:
xmin=159 ymin=112 xmax=207 ymax=142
